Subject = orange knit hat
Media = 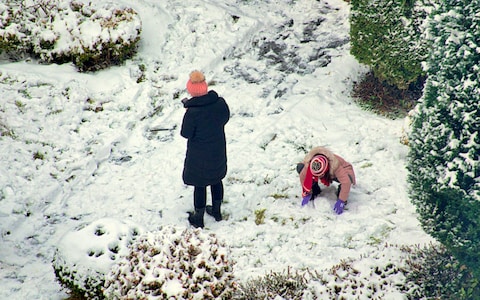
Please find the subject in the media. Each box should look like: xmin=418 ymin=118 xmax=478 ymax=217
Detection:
xmin=186 ymin=70 xmax=208 ymax=97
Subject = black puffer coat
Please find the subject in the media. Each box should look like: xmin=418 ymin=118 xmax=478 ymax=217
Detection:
xmin=181 ymin=90 xmax=230 ymax=186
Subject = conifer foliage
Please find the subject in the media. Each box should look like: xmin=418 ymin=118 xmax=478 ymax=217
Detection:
xmin=350 ymin=0 xmax=431 ymax=89
xmin=407 ymin=0 xmax=480 ymax=277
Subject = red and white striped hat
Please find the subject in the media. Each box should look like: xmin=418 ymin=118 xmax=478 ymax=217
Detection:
xmin=310 ymin=154 xmax=329 ymax=177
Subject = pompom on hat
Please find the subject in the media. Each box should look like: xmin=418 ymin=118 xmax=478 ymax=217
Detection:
xmin=310 ymin=154 xmax=329 ymax=177
xmin=186 ymin=70 xmax=208 ymax=97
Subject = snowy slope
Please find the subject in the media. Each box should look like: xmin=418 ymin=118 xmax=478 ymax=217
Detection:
xmin=0 ymin=0 xmax=433 ymax=298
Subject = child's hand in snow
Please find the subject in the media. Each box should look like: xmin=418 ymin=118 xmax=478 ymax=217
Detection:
xmin=301 ymin=194 xmax=312 ymax=206
xmin=333 ymin=199 xmax=345 ymax=214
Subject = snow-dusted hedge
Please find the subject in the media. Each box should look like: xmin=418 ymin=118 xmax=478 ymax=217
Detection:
xmin=104 ymin=225 xmax=236 ymax=299
xmin=52 ymin=218 xmax=144 ymax=299
xmin=236 ymin=245 xmax=416 ymax=299
xmin=404 ymin=243 xmax=480 ymax=299
xmin=350 ymin=0 xmax=434 ymax=89
xmin=0 ymin=0 xmax=141 ymax=71
xmin=407 ymin=0 xmax=480 ymax=279
xmin=235 ymin=243 xmax=480 ymax=299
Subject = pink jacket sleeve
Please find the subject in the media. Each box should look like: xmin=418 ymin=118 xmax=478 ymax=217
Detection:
xmin=333 ymin=154 xmax=356 ymax=201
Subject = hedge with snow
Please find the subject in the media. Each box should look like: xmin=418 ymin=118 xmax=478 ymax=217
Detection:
xmin=53 ymin=218 xmax=479 ymax=299
xmin=0 ymin=0 xmax=141 ymax=71
xmin=104 ymin=226 xmax=236 ymax=299
xmin=52 ymin=218 xmax=144 ymax=299
xmin=53 ymin=220 xmax=235 ymax=299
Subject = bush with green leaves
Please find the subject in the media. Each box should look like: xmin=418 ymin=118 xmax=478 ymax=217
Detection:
xmin=403 ymin=243 xmax=480 ymax=300
xmin=350 ymin=0 xmax=433 ymax=89
xmin=104 ymin=225 xmax=236 ymax=299
xmin=407 ymin=0 xmax=480 ymax=278
xmin=0 ymin=0 xmax=141 ymax=71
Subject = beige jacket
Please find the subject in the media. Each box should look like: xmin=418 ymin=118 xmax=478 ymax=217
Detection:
xmin=299 ymin=146 xmax=356 ymax=201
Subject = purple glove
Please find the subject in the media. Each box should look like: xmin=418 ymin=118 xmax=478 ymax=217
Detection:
xmin=301 ymin=194 xmax=312 ymax=206
xmin=333 ymin=199 xmax=345 ymax=214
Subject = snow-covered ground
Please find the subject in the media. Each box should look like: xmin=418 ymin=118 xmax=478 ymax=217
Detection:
xmin=0 ymin=0 xmax=433 ymax=298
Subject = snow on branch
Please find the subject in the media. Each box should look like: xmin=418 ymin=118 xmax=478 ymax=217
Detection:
xmin=0 ymin=0 xmax=141 ymax=71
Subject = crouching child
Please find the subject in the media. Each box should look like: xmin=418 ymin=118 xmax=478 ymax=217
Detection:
xmin=297 ymin=146 xmax=356 ymax=214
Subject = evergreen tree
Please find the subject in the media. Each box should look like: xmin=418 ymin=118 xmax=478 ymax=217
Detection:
xmin=407 ymin=0 xmax=480 ymax=277
xmin=350 ymin=0 xmax=431 ymax=89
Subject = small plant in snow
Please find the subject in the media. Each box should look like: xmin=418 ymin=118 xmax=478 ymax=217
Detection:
xmin=235 ymin=267 xmax=308 ymax=299
xmin=103 ymin=225 xmax=236 ymax=299
xmin=52 ymin=218 xmax=143 ymax=299
xmin=254 ymin=208 xmax=266 ymax=225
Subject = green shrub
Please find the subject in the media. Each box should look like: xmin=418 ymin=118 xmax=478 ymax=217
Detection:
xmin=407 ymin=0 xmax=480 ymax=278
xmin=403 ymin=243 xmax=480 ymax=299
xmin=350 ymin=0 xmax=433 ymax=89
xmin=104 ymin=226 xmax=236 ymax=299
xmin=0 ymin=0 xmax=141 ymax=71
xmin=52 ymin=218 xmax=143 ymax=299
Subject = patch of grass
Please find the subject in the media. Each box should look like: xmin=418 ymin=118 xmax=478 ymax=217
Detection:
xmin=136 ymin=63 xmax=146 ymax=83
xmin=227 ymin=176 xmax=254 ymax=184
xmin=254 ymin=208 xmax=266 ymax=225
xmin=0 ymin=123 xmax=15 ymax=138
xmin=270 ymin=193 xmax=289 ymax=199
xmin=33 ymin=151 xmax=45 ymax=160
xmin=263 ymin=175 xmax=273 ymax=185
xmin=19 ymin=89 xmax=31 ymax=99
xmin=352 ymin=71 xmax=424 ymax=119
xmin=367 ymin=224 xmax=393 ymax=246
xmin=360 ymin=162 xmax=373 ymax=168
xmin=47 ymin=109 xmax=63 ymax=116
xmin=15 ymin=100 xmax=26 ymax=112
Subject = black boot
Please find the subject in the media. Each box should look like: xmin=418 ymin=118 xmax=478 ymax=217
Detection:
xmin=312 ymin=181 xmax=322 ymax=198
xmin=188 ymin=208 xmax=205 ymax=228
xmin=296 ymin=163 xmax=304 ymax=174
xmin=206 ymin=199 xmax=222 ymax=221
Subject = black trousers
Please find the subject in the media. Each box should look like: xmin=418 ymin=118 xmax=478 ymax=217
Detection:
xmin=194 ymin=181 xmax=224 ymax=209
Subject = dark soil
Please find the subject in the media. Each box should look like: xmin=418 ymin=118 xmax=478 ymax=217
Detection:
xmin=352 ymin=71 xmax=425 ymax=119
